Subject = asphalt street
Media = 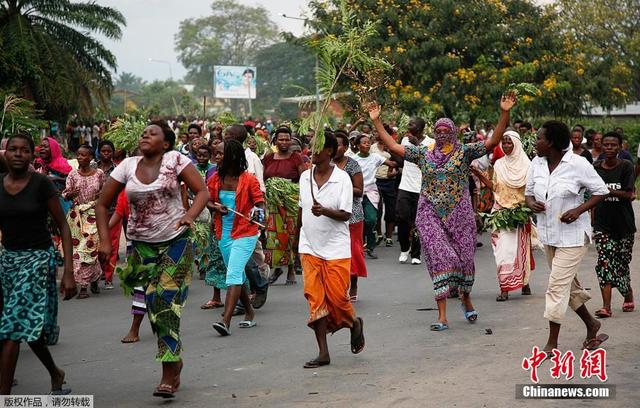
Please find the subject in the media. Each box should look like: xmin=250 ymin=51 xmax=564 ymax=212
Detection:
xmin=10 ymin=207 xmax=640 ymax=408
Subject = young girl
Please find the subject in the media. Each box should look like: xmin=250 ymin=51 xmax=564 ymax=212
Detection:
xmin=0 ymin=134 xmax=76 ymax=394
xmin=352 ymin=134 xmax=397 ymax=259
xmin=63 ymin=144 xmax=105 ymax=298
xmin=209 ymin=140 xmax=265 ymax=336
xmin=592 ymin=132 xmax=636 ymax=317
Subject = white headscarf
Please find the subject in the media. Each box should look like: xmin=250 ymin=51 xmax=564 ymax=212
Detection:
xmin=494 ymin=130 xmax=530 ymax=189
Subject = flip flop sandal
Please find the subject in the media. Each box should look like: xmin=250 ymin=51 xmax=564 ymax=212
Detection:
xmin=303 ymin=359 xmax=330 ymax=369
xmin=212 ymin=322 xmax=230 ymax=336
xmin=622 ymin=301 xmax=635 ymax=312
xmin=349 ymin=295 xmax=358 ymax=303
xmin=286 ymin=279 xmax=297 ymax=285
xmin=152 ymin=383 xmax=175 ymax=399
xmin=582 ymin=333 xmax=609 ymax=350
xmin=238 ymin=320 xmax=257 ymax=328
xmin=200 ymin=300 xmax=223 ymax=309
xmin=594 ymin=308 xmax=612 ymax=318
xmin=521 ymin=286 xmax=532 ymax=295
xmin=430 ymin=322 xmax=449 ymax=331
xmin=76 ymin=291 xmax=89 ymax=300
xmin=121 ymin=336 xmax=140 ymax=344
xmin=268 ymin=268 xmax=284 ymax=285
xmin=496 ymin=294 xmax=509 ymax=302
xmin=351 ymin=317 xmax=365 ymax=354
xmin=461 ymin=304 xmax=478 ymax=323
xmin=49 ymin=388 xmax=72 ymax=395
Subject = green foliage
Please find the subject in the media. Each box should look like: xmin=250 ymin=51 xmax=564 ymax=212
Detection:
xmin=103 ymin=113 xmax=147 ymax=153
xmin=301 ymin=0 xmax=393 ymax=152
xmin=0 ymin=93 xmax=47 ymax=138
xmin=175 ymin=0 xmax=279 ymax=94
xmin=484 ymin=204 xmax=533 ymax=232
xmin=505 ymin=83 xmax=539 ymax=97
xmin=310 ymin=0 xmax=634 ymax=125
xmin=116 ymin=257 xmax=157 ymax=297
xmin=264 ymin=177 xmax=299 ymax=213
xmin=215 ymin=111 xmax=237 ymax=127
xmin=0 ymin=0 xmax=126 ymax=119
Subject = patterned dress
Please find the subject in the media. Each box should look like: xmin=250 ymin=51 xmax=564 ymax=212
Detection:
xmin=405 ymin=142 xmax=486 ymax=300
xmin=65 ymin=169 xmax=105 ymax=287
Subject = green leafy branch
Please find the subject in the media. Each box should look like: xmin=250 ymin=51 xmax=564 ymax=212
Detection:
xmin=483 ymin=204 xmax=533 ymax=232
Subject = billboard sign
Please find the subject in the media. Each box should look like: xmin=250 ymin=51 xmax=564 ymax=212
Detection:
xmin=214 ymin=65 xmax=256 ymax=99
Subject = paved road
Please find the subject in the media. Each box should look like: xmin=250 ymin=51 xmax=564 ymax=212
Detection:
xmin=11 ymin=208 xmax=640 ymax=407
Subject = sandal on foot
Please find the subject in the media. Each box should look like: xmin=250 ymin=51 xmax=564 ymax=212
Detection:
xmin=238 ymin=320 xmax=257 ymax=328
xmin=350 ymin=317 xmax=365 ymax=354
xmin=121 ymin=335 xmax=140 ymax=344
xmin=521 ymin=285 xmax=532 ymax=295
xmin=349 ymin=295 xmax=358 ymax=303
xmin=583 ymin=333 xmax=609 ymax=350
xmin=212 ymin=322 xmax=230 ymax=336
xmin=268 ymin=268 xmax=283 ymax=285
xmin=623 ymin=301 xmax=635 ymax=312
xmin=49 ymin=388 xmax=72 ymax=395
xmin=594 ymin=308 xmax=612 ymax=318
xmin=200 ymin=300 xmax=224 ymax=309
xmin=153 ymin=383 xmax=175 ymax=399
xmin=286 ymin=279 xmax=297 ymax=285
xmin=496 ymin=293 xmax=509 ymax=302
xmin=76 ymin=291 xmax=89 ymax=300
xmin=303 ymin=358 xmax=330 ymax=369
xmin=430 ymin=322 xmax=449 ymax=331
xmin=461 ymin=304 xmax=478 ymax=323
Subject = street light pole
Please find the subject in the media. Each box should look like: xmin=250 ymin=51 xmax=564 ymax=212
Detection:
xmin=148 ymin=58 xmax=173 ymax=79
xmin=279 ymin=13 xmax=320 ymax=115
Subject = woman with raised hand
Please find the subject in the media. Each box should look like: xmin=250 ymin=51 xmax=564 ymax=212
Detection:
xmin=96 ymin=121 xmax=208 ymax=399
xmin=0 ymin=134 xmax=77 ymax=395
xmin=369 ymin=95 xmax=516 ymax=331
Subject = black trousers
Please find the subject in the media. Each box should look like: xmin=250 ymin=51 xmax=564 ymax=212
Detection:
xmin=395 ymin=189 xmax=421 ymax=259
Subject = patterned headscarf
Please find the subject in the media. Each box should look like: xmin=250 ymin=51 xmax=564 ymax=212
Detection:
xmin=426 ymin=118 xmax=461 ymax=167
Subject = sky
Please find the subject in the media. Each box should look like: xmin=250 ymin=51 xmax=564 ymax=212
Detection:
xmin=95 ymin=0 xmax=309 ymax=82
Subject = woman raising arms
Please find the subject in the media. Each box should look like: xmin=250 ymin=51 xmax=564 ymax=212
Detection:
xmin=369 ymin=95 xmax=516 ymax=331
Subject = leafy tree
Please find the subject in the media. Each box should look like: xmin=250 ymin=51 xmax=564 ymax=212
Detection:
xmin=253 ymin=42 xmax=316 ymax=117
xmin=137 ymin=80 xmax=200 ymax=117
xmin=110 ymin=72 xmax=147 ymax=116
xmin=557 ymin=0 xmax=639 ymax=103
xmin=310 ymin=0 xmax=631 ymax=123
xmin=0 ymin=0 xmax=126 ymax=119
xmin=175 ymin=0 xmax=280 ymax=94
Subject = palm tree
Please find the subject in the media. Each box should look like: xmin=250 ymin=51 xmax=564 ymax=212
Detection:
xmin=0 ymin=0 xmax=126 ymax=118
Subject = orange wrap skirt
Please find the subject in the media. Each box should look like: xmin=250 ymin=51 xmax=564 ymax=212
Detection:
xmin=301 ymin=254 xmax=355 ymax=333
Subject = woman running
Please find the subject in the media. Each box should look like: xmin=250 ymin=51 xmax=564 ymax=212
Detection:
xmin=209 ymin=140 xmax=265 ymax=335
xmin=333 ymin=131 xmax=367 ymax=302
xmin=63 ymin=144 xmax=105 ymax=298
xmin=96 ymin=121 xmax=208 ymax=399
xmin=0 ymin=134 xmax=77 ymax=394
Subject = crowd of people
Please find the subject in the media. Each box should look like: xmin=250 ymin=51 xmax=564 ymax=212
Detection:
xmin=0 ymin=94 xmax=636 ymax=398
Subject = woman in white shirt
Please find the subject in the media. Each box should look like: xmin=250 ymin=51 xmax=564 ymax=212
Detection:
xmin=297 ymin=132 xmax=365 ymax=369
xmin=96 ymin=121 xmax=208 ymax=399
xmin=525 ymin=120 xmax=610 ymax=356
xmin=352 ymin=134 xmax=397 ymax=259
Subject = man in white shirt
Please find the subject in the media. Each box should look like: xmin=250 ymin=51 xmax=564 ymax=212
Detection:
xmin=525 ymin=120 xmax=609 ymax=356
xmin=298 ymin=132 xmax=364 ymax=369
xmin=396 ymin=117 xmax=434 ymax=264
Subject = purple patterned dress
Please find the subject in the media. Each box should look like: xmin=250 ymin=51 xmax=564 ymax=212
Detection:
xmin=405 ymin=142 xmax=487 ymax=300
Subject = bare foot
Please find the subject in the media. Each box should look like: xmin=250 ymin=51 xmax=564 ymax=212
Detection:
xmin=51 ymin=368 xmax=65 ymax=391
xmin=585 ymin=319 xmax=602 ymax=343
xmin=121 ymin=332 xmax=140 ymax=343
